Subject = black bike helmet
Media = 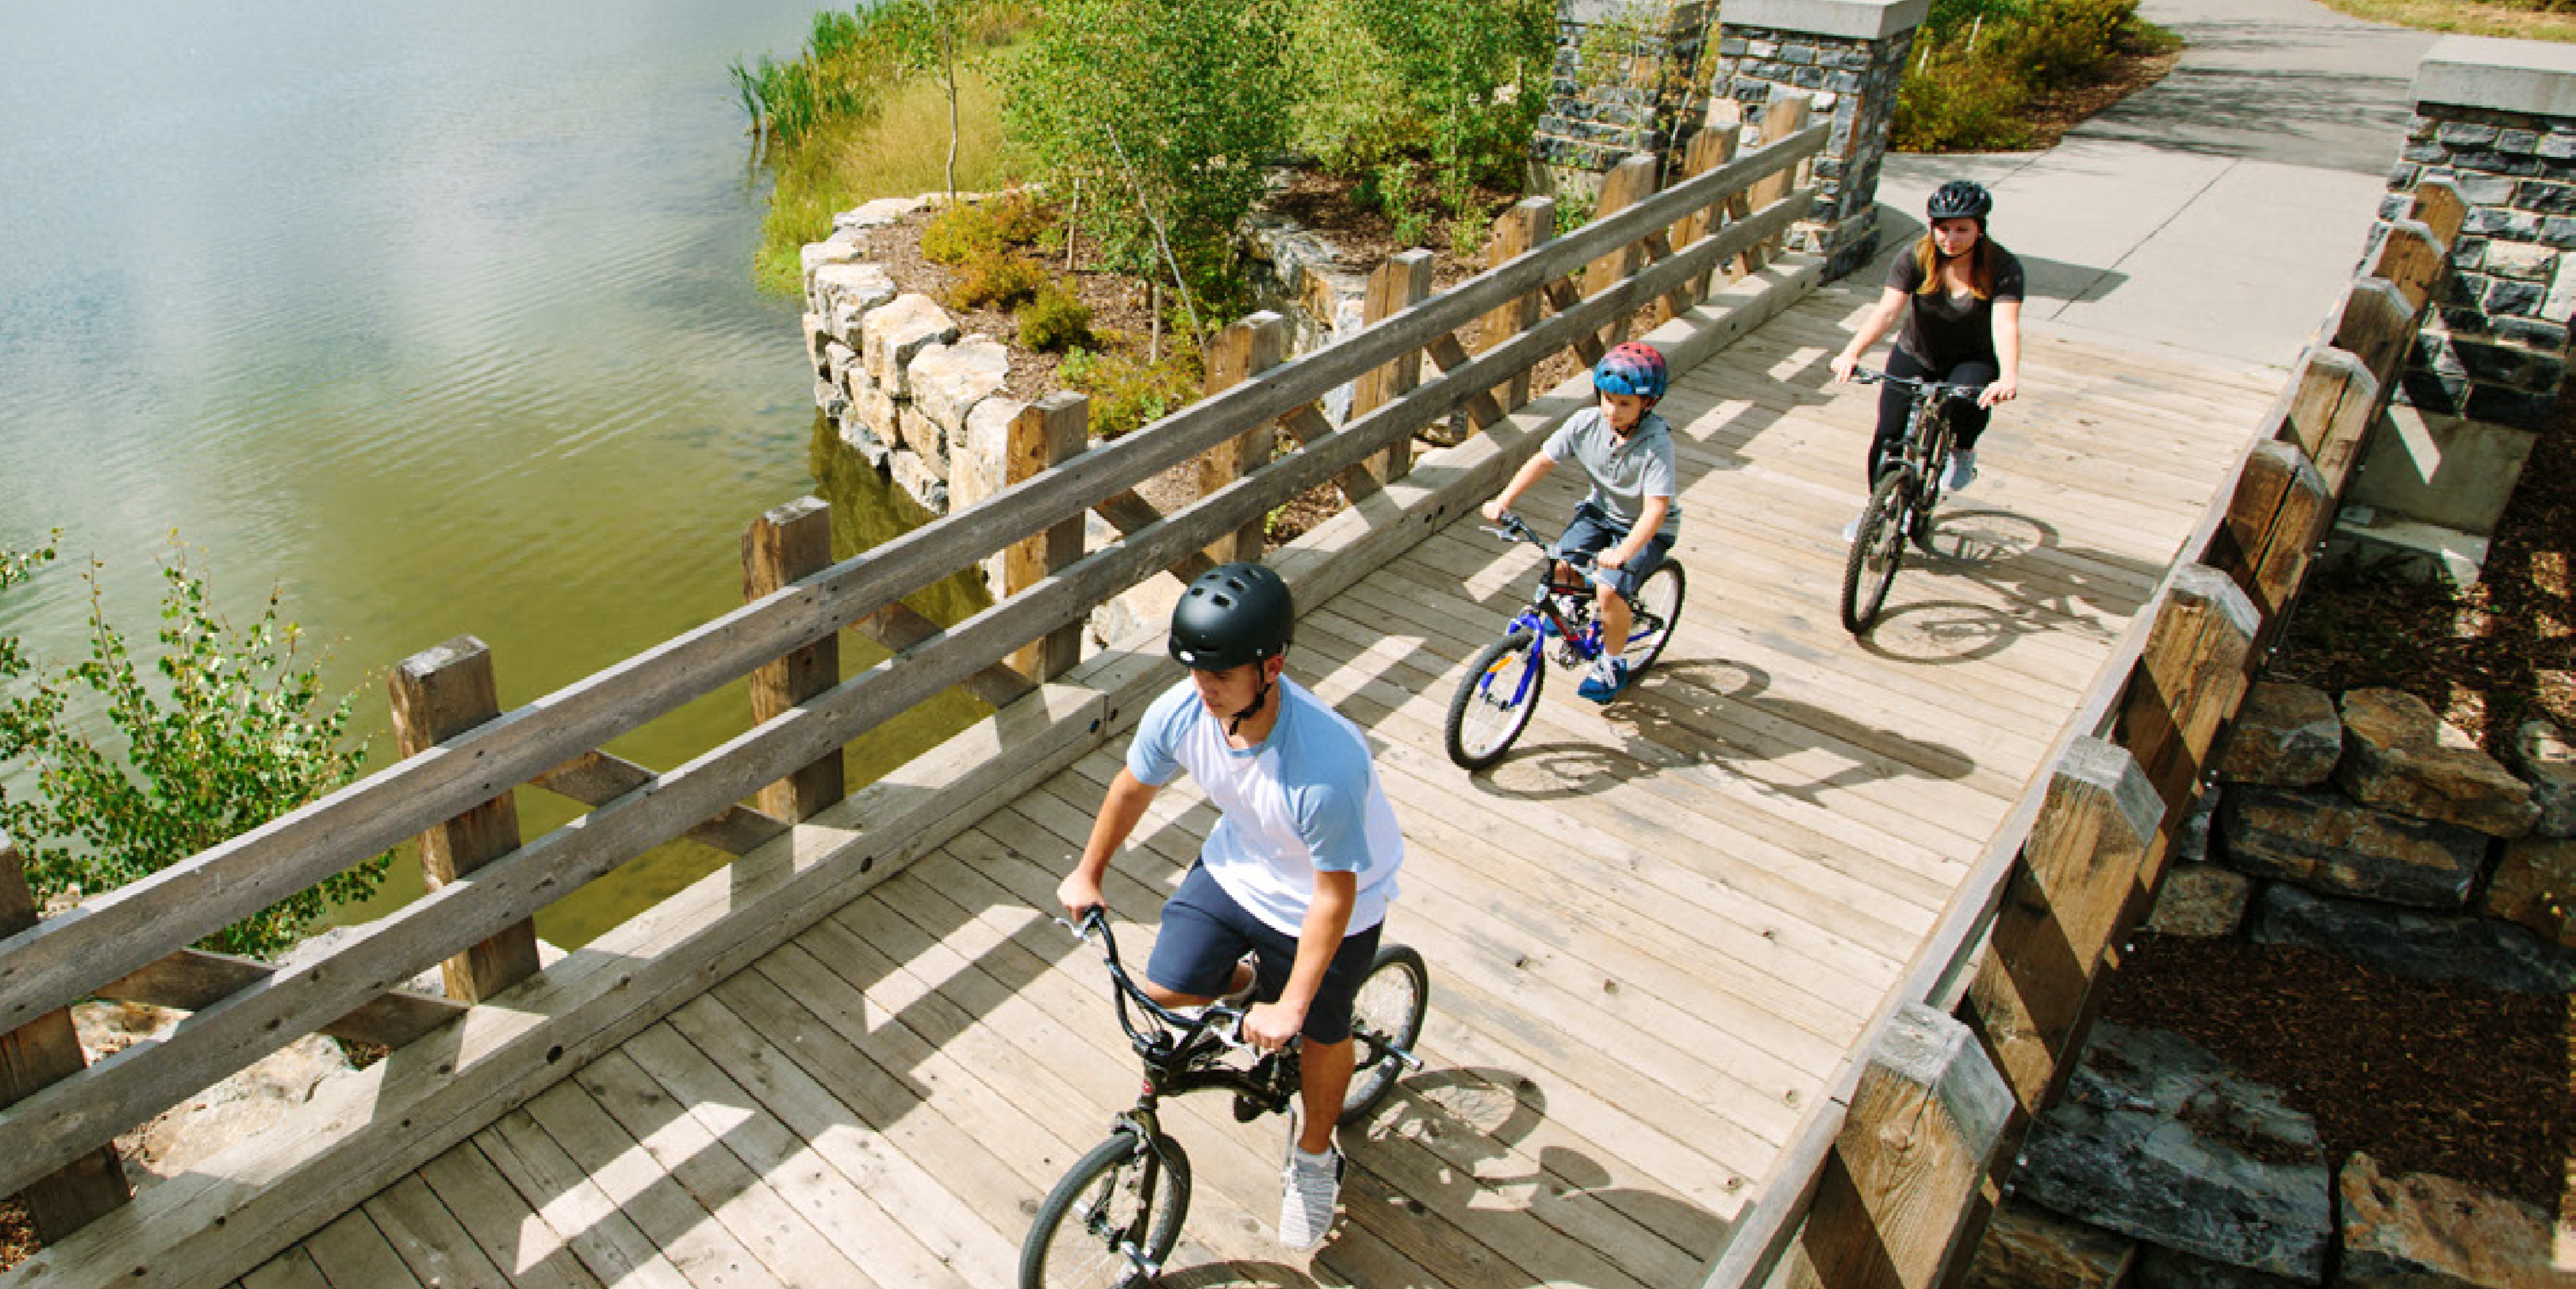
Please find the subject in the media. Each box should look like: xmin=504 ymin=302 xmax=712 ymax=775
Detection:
xmin=1169 ymin=562 xmax=1294 ymax=671
xmin=1927 ymin=179 xmax=1992 ymax=222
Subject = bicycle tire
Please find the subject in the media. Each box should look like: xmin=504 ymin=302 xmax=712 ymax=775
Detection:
xmin=1340 ymin=943 xmax=1430 ymax=1125
xmin=1020 ymin=1129 xmax=1192 ymax=1289
xmin=1912 ymin=409 xmax=1953 ymax=554
xmin=1618 ymin=561 xmax=1686 ymax=677
xmin=1839 ymin=472 xmax=1911 ymax=634
xmin=1444 ymin=631 xmax=1544 ymax=770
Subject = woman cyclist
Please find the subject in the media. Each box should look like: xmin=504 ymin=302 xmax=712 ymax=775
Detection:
xmin=1828 ymin=179 xmax=2024 ymax=537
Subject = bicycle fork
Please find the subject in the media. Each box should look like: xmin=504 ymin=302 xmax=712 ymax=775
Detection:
xmin=1087 ymin=1117 xmax=1171 ymax=1281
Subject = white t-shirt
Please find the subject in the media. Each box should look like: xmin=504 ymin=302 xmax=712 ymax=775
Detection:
xmin=1127 ymin=675 xmax=1403 ymax=936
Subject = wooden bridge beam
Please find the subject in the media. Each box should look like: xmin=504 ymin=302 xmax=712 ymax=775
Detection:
xmin=0 ymin=834 xmax=131 ymax=1243
xmin=743 ymin=497 xmax=846 ymax=821
xmin=1480 ymin=197 xmax=1555 ymax=416
xmin=1585 ymin=155 xmax=1661 ymax=350
xmin=1199 ymin=313 xmax=1289 ymax=566
xmin=1008 ymin=391 xmax=1092 ymax=683
xmin=1356 ymin=251 xmax=1437 ymax=484
xmin=389 ymin=636 xmax=542 ymax=1003
xmin=2114 ymin=565 xmax=2261 ymax=894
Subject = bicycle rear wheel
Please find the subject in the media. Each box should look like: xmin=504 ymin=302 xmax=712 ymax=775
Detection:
xmin=1618 ymin=561 xmax=1686 ymax=676
xmin=1340 ymin=943 xmax=1430 ymax=1125
xmin=1021 ymin=1129 xmax=1192 ymax=1289
xmin=1840 ymin=472 xmax=1911 ymax=634
xmin=1445 ymin=631 xmax=1544 ymax=770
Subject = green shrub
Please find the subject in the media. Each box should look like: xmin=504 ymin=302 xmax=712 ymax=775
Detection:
xmin=2004 ymin=0 xmax=2139 ymax=90
xmin=1018 ymin=283 xmax=1094 ymax=351
xmin=949 ymin=250 xmax=1046 ymax=310
xmin=1892 ymin=42 xmax=2035 ymax=151
xmin=1059 ymin=343 xmax=1204 ymax=437
xmin=922 ymin=201 xmax=1002 ymax=265
xmin=988 ymin=189 xmax=1059 ymax=247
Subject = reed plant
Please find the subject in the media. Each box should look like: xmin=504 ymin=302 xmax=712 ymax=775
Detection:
xmin=754 ymin=69 xmax=1015 ymax=295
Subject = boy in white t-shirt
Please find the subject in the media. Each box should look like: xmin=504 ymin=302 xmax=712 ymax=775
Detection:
xmin=1057 ymin=561 xmax=1404 ymax=1251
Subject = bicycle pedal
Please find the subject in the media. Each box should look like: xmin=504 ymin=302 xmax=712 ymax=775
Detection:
xmin=1232 ymin=1093 xmax=1266 ymax=1123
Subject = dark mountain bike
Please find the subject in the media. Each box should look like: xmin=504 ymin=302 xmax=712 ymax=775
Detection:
xmin=1839 ymin=368 xmax=1986 ymax=634
xmin=1444 ymin=511 xmax=1686 ymax=770
xmin=1021 ymin=908 xmax=1428 ymax=1288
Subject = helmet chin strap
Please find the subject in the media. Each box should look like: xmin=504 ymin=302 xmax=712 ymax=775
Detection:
xmin=1226 ymin=674 xmax=1275 ymax=737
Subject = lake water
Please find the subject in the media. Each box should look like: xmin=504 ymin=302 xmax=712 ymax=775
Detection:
xmin=0 ymin=0 xmax=976 ymax=945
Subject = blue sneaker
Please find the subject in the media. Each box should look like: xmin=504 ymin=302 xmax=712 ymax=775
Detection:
xmin=1576 ymin=657 xmax=1627 ymax=703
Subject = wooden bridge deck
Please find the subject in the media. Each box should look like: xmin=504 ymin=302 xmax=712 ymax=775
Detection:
xmin=226 ymin=287 xmax=2284 ymax=1289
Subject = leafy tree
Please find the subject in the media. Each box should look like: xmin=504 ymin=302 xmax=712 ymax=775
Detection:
xmin=1351 ymin=0 xmax=1554 ymax=213
xmin=0 ymin=542 xmax=387 ymax=960
xmin=1002 ymin=0 xmax=1300 ymax=322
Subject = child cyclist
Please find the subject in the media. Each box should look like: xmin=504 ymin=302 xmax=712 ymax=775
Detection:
xmin=1480 ymin=342 xmax=1680 ymax=703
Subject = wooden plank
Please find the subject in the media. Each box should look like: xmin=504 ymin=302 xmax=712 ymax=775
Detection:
xmin=1005 ymin=392 xmax=1091 ymax=682
xmin=1276 ymin=403 xmax=1386 ymax=503
xmin=1424 ymin=331 xmax=1509 ymax=431
xmin=1783 ymin=1004 xmax=2012 ymax=1289
xmin=2114 ymin=564 xmax=2261 ymax=837
xmin=415 ymin=1141 xmax=605 ymax=1289
xmin=237 ymin=1250 xmax=331 ymax=1289
xmin=0 ymin=123 xmax=1837 ymax=1037
xmin=1960 ymin=739 xmax=2161 ymax=1111
xmin=1546 ymin=278 xmax=1610 ymax=369
xmin=853 ymin=599 xmax=1034 ymax=709
xmin=1198 ymin=311 xmax=1289 ymax=565
xmin=0 ymin=835 xmax=131 ymax=1241
xmin=479 ymin=1108 xmax=697 ymax=1289
xmin=743 ymin=497 xmax=846 ymax=821
xmin=1585 ymin=155 xmax=1660 ymax=348
xmin=2210 ymin=439 xmax=2330 ymax=644
xmin=515 ymin=1078 xmax=773 ymax=1288
xmin=95 ymin=948 xmax=463 ymax=1051
xmin=388 ymin=635 xmax=540 ymax=1004
xmin=1739 ymin=95 xmax=1813 ymax=273
xmin=2273 ymin=347 xmax=2369 ymax=475
xmin=299 ymin=1209 xmax=421 ymax=1289
xmin=2408 ymin=175 xmax=2467 ymax=246
xmin=2331 ymin=277 xmax=2418 ymax=387
xmin=1356 ymin=250 xmax=1438 ymax=483
xmin=1672 ymin=127 xmax=1739 ymax=310
xmin=1480 ymin=196 xmax=1555 ymax=415
xmin=362 ymin=1173 xmax=513 ymax=1289
xmin=1090 ymin=488 xmax=1220 ymax=584
xmin=2369 ymin=219 xmax=2447 ymax=311
xmin=533 ymin=750 xmax=788 ymax=857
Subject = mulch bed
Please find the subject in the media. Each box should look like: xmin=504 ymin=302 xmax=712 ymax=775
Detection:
xmin=2095 ymin=389 xmax=2575 ymax=1213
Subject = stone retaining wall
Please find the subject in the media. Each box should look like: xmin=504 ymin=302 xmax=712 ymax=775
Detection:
xmin=1535 ymin=0 xmax=1715 ymax=190
xmin=1703 ymin=0 xmax=1922 ymax=278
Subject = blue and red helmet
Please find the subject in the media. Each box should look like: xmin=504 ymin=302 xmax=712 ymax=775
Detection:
xmin=1594 ymin=342 xmax=1667 ymax=401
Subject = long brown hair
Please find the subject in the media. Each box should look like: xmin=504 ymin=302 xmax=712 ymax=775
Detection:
xmin=1913 ymin=226 xmax=1999 ymax=299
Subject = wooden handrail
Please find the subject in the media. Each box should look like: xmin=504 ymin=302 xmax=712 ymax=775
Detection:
xmin=0 ymin=131 xmax=1828 ymax=1206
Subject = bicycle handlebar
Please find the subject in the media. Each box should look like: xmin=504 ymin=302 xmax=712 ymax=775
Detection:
xmin=1850 ymin=367 xmax=1986 ymax=401
xmin=1060 ymin=905 xmax=1256 ymax=1055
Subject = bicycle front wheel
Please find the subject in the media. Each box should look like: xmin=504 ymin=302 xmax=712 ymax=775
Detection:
xmin=1840 ymin=472 xmax=1911 ymax=635
xmin=1340 ymin=943 xmax=1430 ymax=1125
xmin=1445 ymin=631 xmax=1544 ymax=770
xmin=1619 ymin=561 xmax=1686 ymax=676
xmin=1021 ymin=1130 xmax=1193 ymax=1289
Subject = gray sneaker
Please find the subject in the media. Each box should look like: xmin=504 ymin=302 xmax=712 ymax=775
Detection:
xmin=1278 ymin=1145 xmax=1343 ymax=1250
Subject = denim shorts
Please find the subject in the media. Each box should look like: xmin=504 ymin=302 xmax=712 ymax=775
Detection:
xmin=1146 ymin=861 xmax=1383 ymax=1044
xmin=1556 ymin=501 xmax=1673 ymax=601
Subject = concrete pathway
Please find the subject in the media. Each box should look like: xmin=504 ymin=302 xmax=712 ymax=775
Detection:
xmin=1872 ymin=0 xmax=2437 ymax=370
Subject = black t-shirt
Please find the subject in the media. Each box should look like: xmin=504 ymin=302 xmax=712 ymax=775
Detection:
xmin=1886 ymin=237 xmax=2025 ymax=370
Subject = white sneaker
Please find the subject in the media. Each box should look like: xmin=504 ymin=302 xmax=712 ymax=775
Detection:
xmin=1279 ymin=1145 xmax=1343 ymax=1250
xmin=1840 ymin=512 xmax=1862 ymax=542
xmin=1945 ymin=450 xmax=1978 ymax=493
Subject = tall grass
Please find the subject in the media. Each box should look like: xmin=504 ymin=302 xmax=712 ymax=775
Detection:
xmin=755 ymin=68 xmax=1015 ymax=294
xmin=2312 ymin=0 xmax=2576 ymax=39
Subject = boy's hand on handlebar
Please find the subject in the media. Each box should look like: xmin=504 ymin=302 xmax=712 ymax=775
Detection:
xmin=1057 ymin=873 xmax=1105 ymax=923
xmin=1242 ymin=1000 xmax=1305 ymax=1053
xmin=1481 ymin=499 xmax=1510 ymax=524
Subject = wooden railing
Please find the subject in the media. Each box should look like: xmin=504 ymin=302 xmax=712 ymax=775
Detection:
xmin=1695 ymin=178 xmax=2468 ymax=1289
xmin=0 ymin=117 xmax=1829 ymax=1287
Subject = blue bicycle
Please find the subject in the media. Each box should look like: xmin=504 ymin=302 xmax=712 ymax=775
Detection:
xmin=1444 ymin=512 xmax=1686 ymax=770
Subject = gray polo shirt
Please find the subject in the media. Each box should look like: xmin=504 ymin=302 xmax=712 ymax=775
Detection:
xmin=1543 ymin=407 xmax=1680 ymax=539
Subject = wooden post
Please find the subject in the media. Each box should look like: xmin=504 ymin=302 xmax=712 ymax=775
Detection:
xmin=2113 ymin=566 xmax=2261 ymax=864
xmin=1961 ymin=739 xmax=2161 ymax=1113
xmin=388 ymin=637 xmax=543 ymax=1004
xmin=1008 ymin=392 xmax=1092 ymax=682
xmin=1354 ymin=251 xmax=1435 ymax=484
xmin=1739 ymin=94 xmax=1813 ymax=273
xmin=0 ymin=834 xmax=132 ymax=1241
xmin=1198 ymin=313 xmax=1289 ymax=565
xmin=742 ymin=498 xmax=845 ymax=821
xmin=2332 ymin=278 xmax=2418 ymax=386
xmin=2210 ymin=440 xmax=2331 ymax=647
xmin=1787 ymin=1004 xmax=2015 ymax=1289
xmin=2274 ymin=346 xmax=2371 ymax=470
xmin=1669 ymin=127 xmax=1739 ymax=315
xmin=2369 ymin=221 xmax=2448 ymax=311
xmin=2409 ymin=175 xmax=2467 ymax=246
xmin=1582 ymin=155 xmax=1659 ymax=348
xmin=1479 ymin=197 xmax=1555 ymax=417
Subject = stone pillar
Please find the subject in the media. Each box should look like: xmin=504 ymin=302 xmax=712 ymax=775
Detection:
xmin=1535 ymin=1 xmax=1717 ymax=198
xmin=2392 ymin=36 xmax=2576 ymax=431
xmin=1707 ymin=0 xmax=1926 ymax=280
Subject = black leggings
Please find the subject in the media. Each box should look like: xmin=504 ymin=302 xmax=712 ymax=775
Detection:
xmin=1868 ymin=348 xmax=1997 ymax=485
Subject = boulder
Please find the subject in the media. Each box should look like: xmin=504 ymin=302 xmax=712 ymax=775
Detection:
xmin=888 ymin=447 xmax=948 ymax=513
xmin=852 ymin=379 xmax=901 ymax=450
xmin=2338 ymin=1153 xmax=2563 ymax=1288
xmin=951 ymin=397 xmax=1026 ymax=516
xmin=2216 ymin=683 xmax=2345 ymax=786
xmin=2251 ymin=884 xmax=2576 ymax=993
xmin=1962 ymin=1200 xmax=2136 ymax=1289
xmin=833 ymin=195 xmax=928 ymax=233
xmin=862 ymin=294 xmax=959 ymax=398
xmin=2482 ymin=836 xmax=2576 ymax=949
xmin=2176 ymin=788 xmax=2219 ymax=866
xmin=909 ymin=335 xmax=1009 ymax=434
xmin=809 ymin=262 xmax=898 ymax=329
xmin=2135 ymin=1245 xmax=2310 ymax=1288
xmin=2337 ymin=689 xmax=2539 ymax=838
xmin=2148 ymin=862 xmax=2252 ymax=937
xmin=798 ymin=230 xmax=867 ymax=282
xmin=2220 ymin=786 xmax=2486 ymax=909
xmin=2015 ymin=1022 xmax=2332 ymax=1283
xmin=898 ymin=405 xmax=950 ymax=470
xmin=2510 ymin=719 xmax=2575 ymax=837
xmin=824 ymin=340 xmax=859 ymax=391
xmin=802 ymin=311 xmax=832 ymax=374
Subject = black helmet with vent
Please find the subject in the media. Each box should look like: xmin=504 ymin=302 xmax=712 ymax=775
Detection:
xmin=1169 ymin=562 xmax=1294 ymax=671
xmin=1927 ymin=180 xmax=1993 ymax=221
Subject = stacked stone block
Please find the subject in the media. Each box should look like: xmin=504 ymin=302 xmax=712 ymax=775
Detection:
xmin=2389 ymin=37 xmax=2576 ymax=431
xmin=1705 ymin=0 xmax=1921 ymax=279
xmin=1534 ymin=1 xmax=1714 ymax=192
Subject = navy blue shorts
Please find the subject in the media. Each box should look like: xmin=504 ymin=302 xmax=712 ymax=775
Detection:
xmin=1556 ymin=501 xmax=1672 ymax=602
xmin=1147 ymin=862 xmax=1383 ymax=1045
